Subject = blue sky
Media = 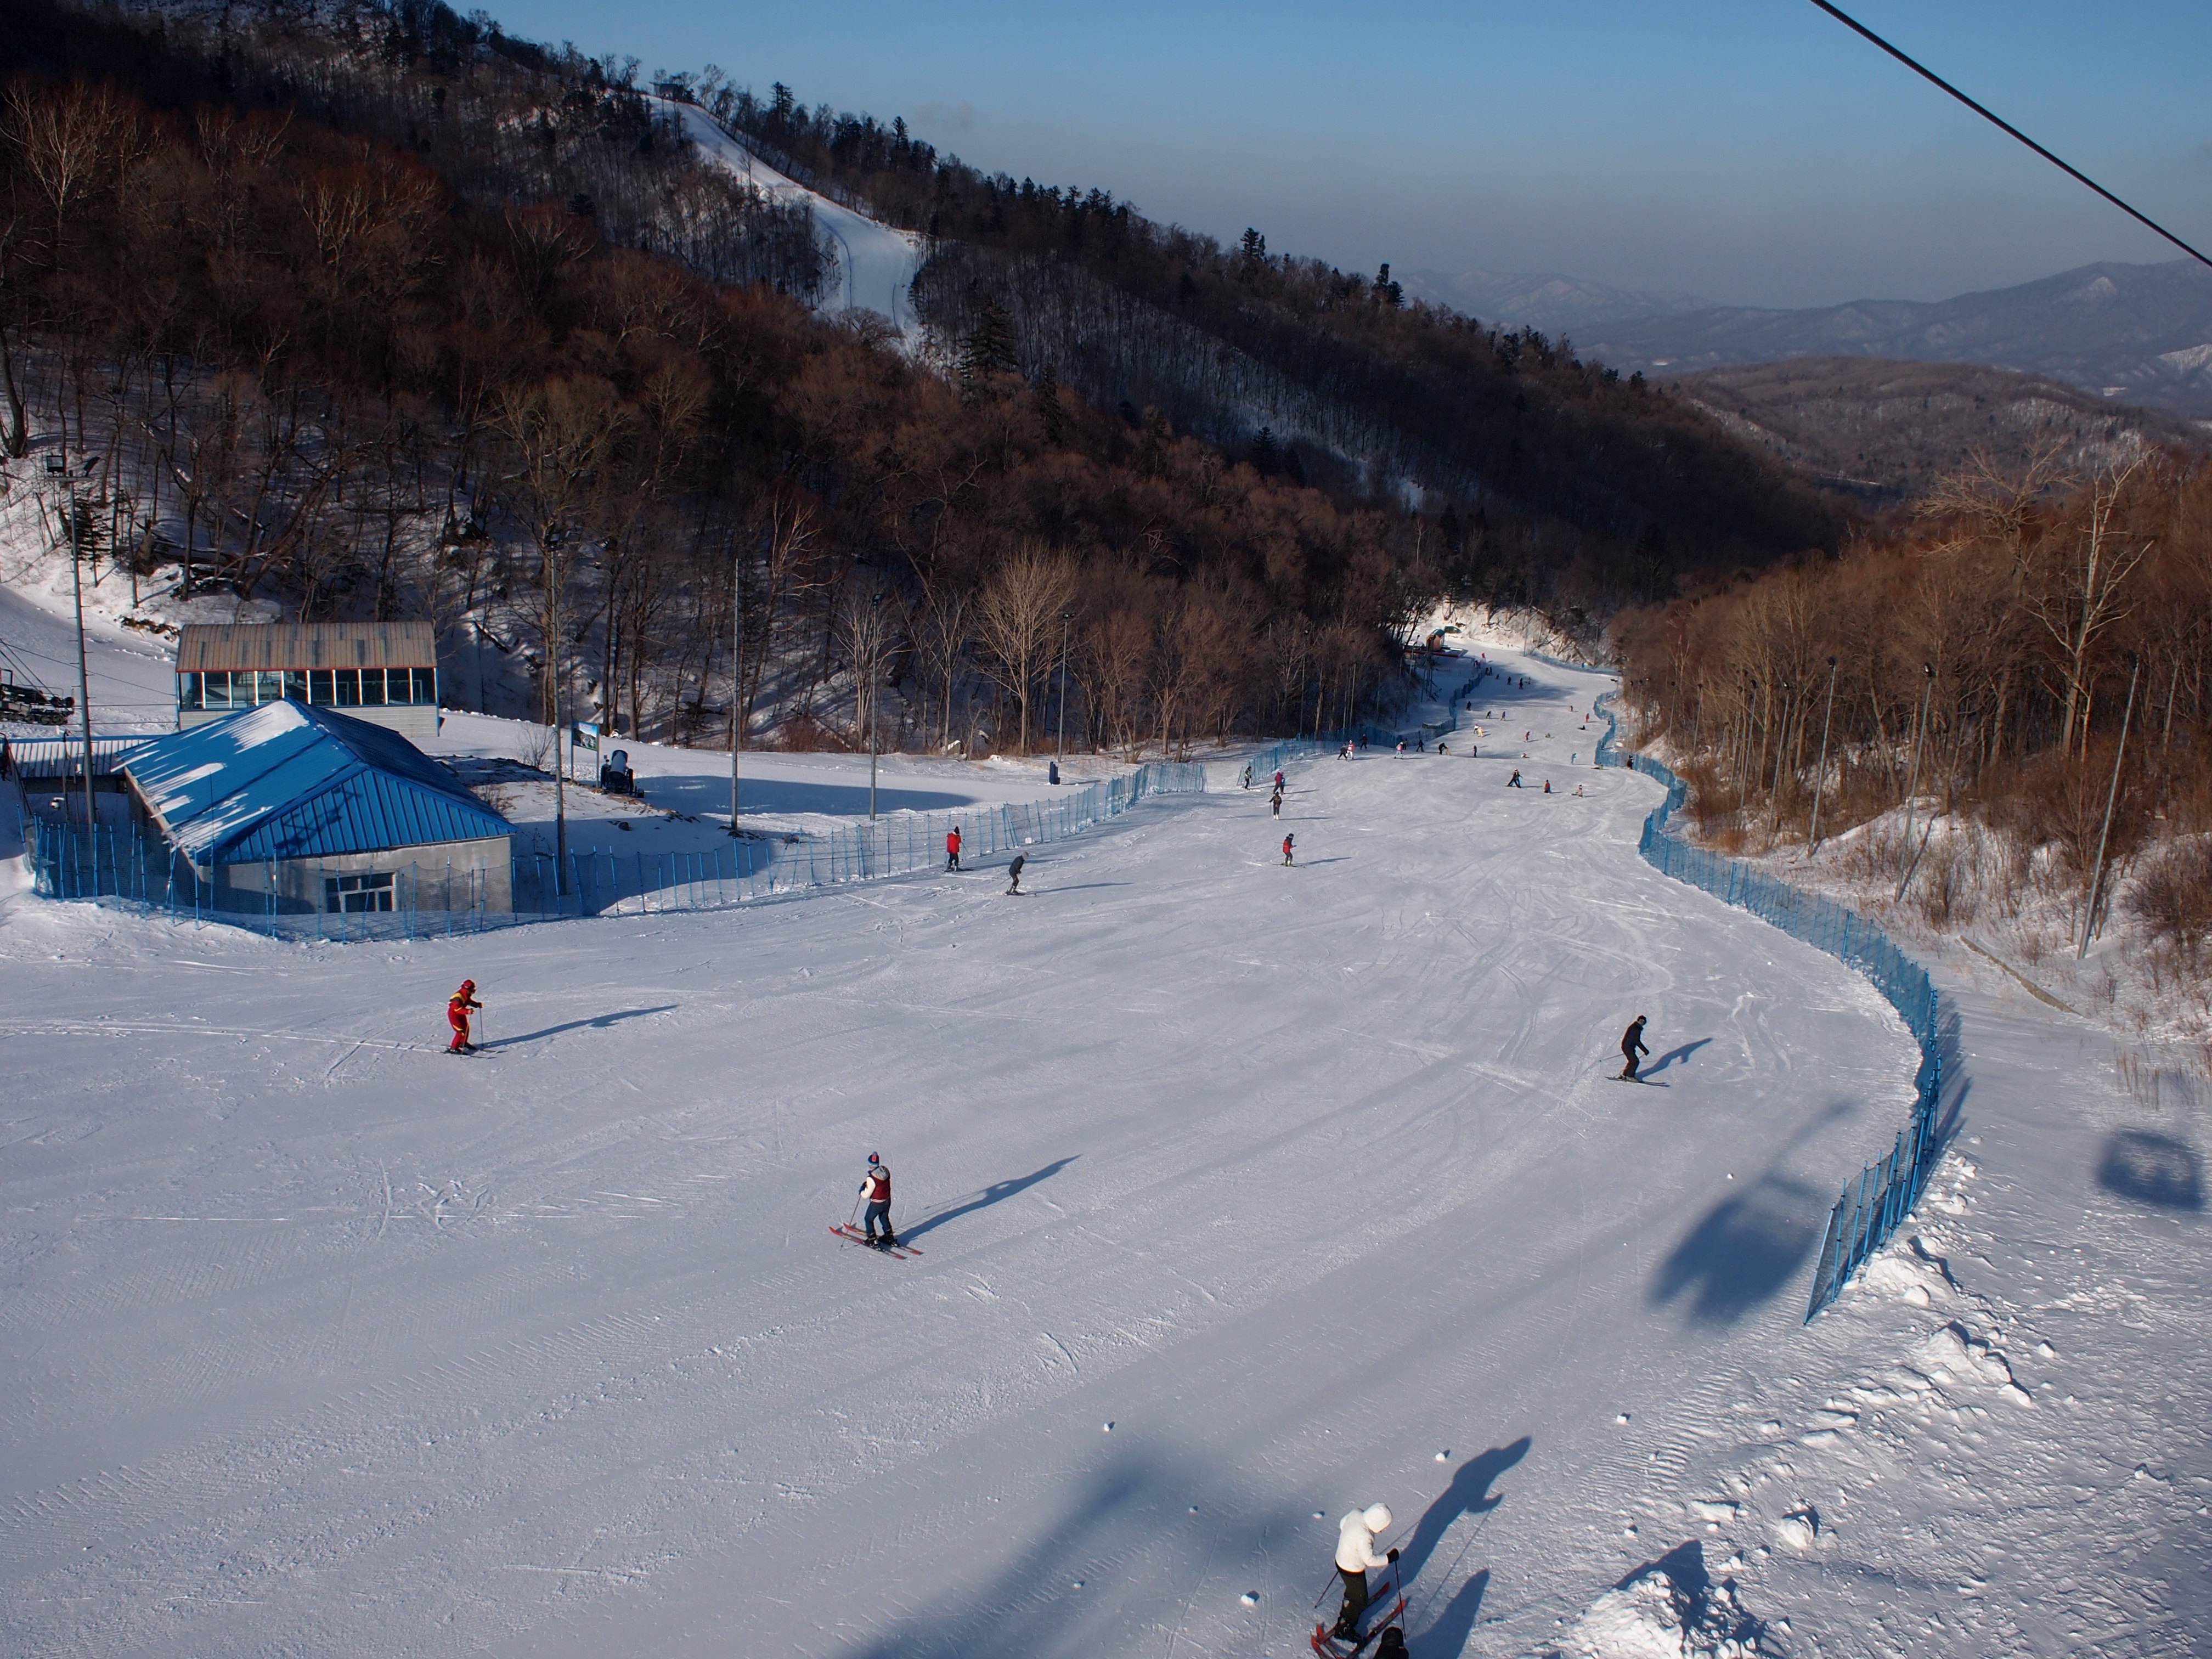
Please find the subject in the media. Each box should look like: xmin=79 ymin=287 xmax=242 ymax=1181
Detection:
xmin=487 ymin=0 xmax=2211 ymax=308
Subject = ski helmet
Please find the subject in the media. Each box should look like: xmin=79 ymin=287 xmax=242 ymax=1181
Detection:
xmin=1362 ymin=1503 xmax=1393 ymax=1533
xmin=867 ymin=1152 xmax=880 ymax=1165
xmin=460 ymin=980 xmax=475 ymax=991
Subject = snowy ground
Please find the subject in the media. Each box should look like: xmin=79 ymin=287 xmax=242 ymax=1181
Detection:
xmin=661 ymin=99 xmax=927 ymax=330
xmin=1 ymin=646 xmax=2205 ymax=1657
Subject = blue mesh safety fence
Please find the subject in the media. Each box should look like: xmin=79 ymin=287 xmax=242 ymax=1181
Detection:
xmin=1592 ymin=696 xmax=1945 ymax=1321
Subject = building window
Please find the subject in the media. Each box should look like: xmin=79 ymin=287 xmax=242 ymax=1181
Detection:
xmin=325 ymin=871 xmax=396 ymax=913
xmin=284 ymin=669 xmax=307 ymax=703
xmin=309 ymin=669 xmax=334 ymax=705
xmin=413 ymin=667 xmax=437 ymax=706
xmin=360 ymin=667 xmax=388 ymax=707
xmin=178 ymin=672 xmax=202 ymax=710
xmin=257 ymin=670 xmax=285 ymax=704
xmin=335 ymin=668 xmax=359 ymax=706
xmin=202 ymin=670 xmax=232 ymax=709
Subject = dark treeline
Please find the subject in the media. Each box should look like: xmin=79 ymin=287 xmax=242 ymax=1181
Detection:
xmin=1613 ymin=450 xmax=2212 ymax=968
xmin=1 ymin=0 xmax=1435 ymax=755
xmin=681 ymin=72 xmax=1847 ymax=608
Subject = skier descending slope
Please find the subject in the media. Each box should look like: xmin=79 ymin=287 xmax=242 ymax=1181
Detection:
xmin=445 ymin=980 xmax=482 ymax=1054
xmin=1618 ymin=1014 xmax=1651 ymax=1081
xmin=1325 ymin=1503 xmax=1400 ymax=1645
xmin=1282 ymin=833 xmax=1296 ymax=866
xmin=858 ymin=1153 xmax=896 ymax=1248
xmin=1006 ymin=853 xmax=1026 ymax=895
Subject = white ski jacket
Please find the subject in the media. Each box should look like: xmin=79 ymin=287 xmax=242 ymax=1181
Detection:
xmin=1335 ymin=1510 xmax=1392 ymax=1573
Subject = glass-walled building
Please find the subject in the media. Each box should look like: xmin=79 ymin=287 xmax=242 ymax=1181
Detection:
xmin=176 ymin=622 xmax=439 ymax=746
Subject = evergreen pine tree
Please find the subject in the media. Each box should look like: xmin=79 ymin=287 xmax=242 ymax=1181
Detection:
xmin=958 ymin=294 xmax=1019 ymax=400
xmin=1250 ymin=426 xmax=1279 ymax=477
xmin=1036 ymin=364 xmax=1065 ymax=445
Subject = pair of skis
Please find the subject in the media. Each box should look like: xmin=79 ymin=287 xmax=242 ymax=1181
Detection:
xmin=1311 ymin=1570 xmax=1406 ymax=1657
xmin=829 ymin=1223 xmax=922 ymax=1260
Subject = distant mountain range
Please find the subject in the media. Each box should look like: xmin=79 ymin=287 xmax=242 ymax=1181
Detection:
xmin=1419 ymin=258 xmax=2212 ymax=422
xmin=1398 ymin=268 xmax=1716 ymax=337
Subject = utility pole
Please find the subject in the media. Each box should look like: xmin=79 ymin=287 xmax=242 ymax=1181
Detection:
xmin=67 ymin=489 xmax=95 ymax=846
xmin=1768 ymin=678 xmax=1792 ymax=831
xmin=867 ymin=592 xmax=882 ymax=820
xmin=1894 ymin=662 xmax=1936 ymax=902
xmin=1056 ymin=610 xmax=1070 ymax=769
xmin=729 ymin=534 xmax=743 ymax=836
xmin=1807 ymin=655 xmax=1838 ymax=855
xmin=2079 ymin=653 xmax=2141 ymax=958
xmin=548 ymin=534 xmax=567 ymax=894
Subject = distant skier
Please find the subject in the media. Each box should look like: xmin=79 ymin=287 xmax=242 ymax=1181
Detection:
xmin=1543 ymin=779 xmax=1551 ymax=794
xmin=1048 ymin=760 xmax=1060 ymax=785
xmin=1282 ymin=833 xmax=1295 ymax=866
xmin=1619 ymin=1015 xmax=1650 ymax=1081
xmin=1006 ymin=853 xmax=1026 ymax=895
xmin=946 ymin=827 xmax=962 ymax=872
xmin=1506 ymin=770 xmax=1522 ymax=788
xmin=858 ymin=1153 xmax=896 ymax=1248
xmin=446 ymin=979 xmax=482 ymax=1053
xmin=1242 ymin=764 xmax=1254 ymax=789
xmin=1331 ymin=1503 xmax=1398 ymax=1642
xmin=1271 ymin=789 xmax=1283 ymax=818
xmin=1274 ymin=769 xmax=1285 ymax=793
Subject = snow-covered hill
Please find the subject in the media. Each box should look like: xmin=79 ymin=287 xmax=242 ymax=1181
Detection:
xmin=5 ymin=643 xmax=2203 ymax=1656
xmin=659 ymin=99 xmax=926 ymax=329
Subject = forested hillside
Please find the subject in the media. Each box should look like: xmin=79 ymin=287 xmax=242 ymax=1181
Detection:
xmin=3 ymin=0 xmax=1839 ymax=754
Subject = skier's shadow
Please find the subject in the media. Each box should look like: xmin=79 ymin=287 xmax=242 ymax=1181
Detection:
xmin=482 ymin=1005 xmax=676 ymax=1049
xmin=905 ymin=1156 xmax=1078 ymax=1242
xmin=1642 ymin=1039 xmax=1711 ymax=1078
xmin=1398 ymin=1436 xmax=1530 ymax=1651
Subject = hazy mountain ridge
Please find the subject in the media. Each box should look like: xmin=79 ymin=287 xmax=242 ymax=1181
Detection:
xmin=1671 ymin=357 xmax=2205 ymax=509
xmin=1580 ymin=259 xmax=2212 ymax=418
xmin=1396 ymin=267 xmax=1715 ymax=336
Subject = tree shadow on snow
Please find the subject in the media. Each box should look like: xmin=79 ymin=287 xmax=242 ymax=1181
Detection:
xmin=2096 ymin=1130 xmax=2204 ymax=1211
xmin=482 ymin=1005 xmax=678 ymax=1049
xmin=905 ymin=1158 xmax=1080 ymax=1241
xmin=1649 ymin=1167 xmax=1822 ymax=1325
xmin=1642 ymin=1039 xmax=1711 ymax=1078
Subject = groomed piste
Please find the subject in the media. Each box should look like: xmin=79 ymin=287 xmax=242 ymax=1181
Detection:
xmin=0 ymin=648 xmax=1961 ymax=1655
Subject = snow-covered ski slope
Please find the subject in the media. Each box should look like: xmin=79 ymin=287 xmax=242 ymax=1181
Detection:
xmin=661 ymin=99 xmax=926 ymax=328
xmin=3 ymin=649 xmax=2204 ymax=1657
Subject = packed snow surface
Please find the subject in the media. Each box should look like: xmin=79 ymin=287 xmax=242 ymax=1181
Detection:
xmin=2 ymin=648 xmax=2207 ymax=1656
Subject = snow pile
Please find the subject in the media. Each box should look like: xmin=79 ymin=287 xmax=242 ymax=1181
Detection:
xmin=1548 ymin=1543 xmax=1773 ymax=1658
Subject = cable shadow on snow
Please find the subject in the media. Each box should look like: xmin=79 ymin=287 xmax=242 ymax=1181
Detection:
xmin=836 ymin=1446 xmax=1285 ymax=1659
xmin=2096 ymin=1129 xmax=2204 ymax=1211
xmin=481 ymin=1005 xmax=678 ymax=1049
xmin=905 ymin=1158 xmax=1079 ymax=1241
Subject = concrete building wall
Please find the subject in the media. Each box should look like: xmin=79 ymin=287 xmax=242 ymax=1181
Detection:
xmin=212 ymin=834 xmax=514 ymax=915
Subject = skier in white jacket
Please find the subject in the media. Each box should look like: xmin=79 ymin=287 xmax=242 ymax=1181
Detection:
xmin=1331 ymin=1502 xmax=1398 ymax=1641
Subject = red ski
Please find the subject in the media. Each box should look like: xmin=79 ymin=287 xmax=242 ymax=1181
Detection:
xmin=1310 ymin=1599 xmax=1404 ymax=1657
xmin=830 ymin=1223 xmax=922 ymax=1259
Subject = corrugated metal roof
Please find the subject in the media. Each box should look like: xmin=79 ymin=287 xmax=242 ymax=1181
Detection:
xmin=121 ymin=701 xmax=508 ymax=863
xmin=176 ymin=621 xmax=438 ymax=673
xmin=4 ymin=735 xmax=150 ymax=777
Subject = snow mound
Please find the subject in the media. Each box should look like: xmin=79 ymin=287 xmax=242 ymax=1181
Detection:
xmin=1547 ymin=1542 xmax=1774 ymax=1658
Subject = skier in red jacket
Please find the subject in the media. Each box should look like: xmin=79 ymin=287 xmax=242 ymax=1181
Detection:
xmin=945 ymin=827 xmax=962 ymax=872
xmin=1282 ymin=833 xmax=1295 ymax=867
xmin=859 ymin=1153 xmax=896 ymax=1248
xmin=447 ymin=980 xmax=482 ymax=1053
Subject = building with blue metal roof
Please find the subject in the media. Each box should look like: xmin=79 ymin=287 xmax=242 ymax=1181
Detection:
xmin=120 ymin=700 xmax=512 ymax=915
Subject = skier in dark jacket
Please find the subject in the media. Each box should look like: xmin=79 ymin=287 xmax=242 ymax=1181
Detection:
xmin=1006 ymin=853 xmax=1026 ymax=895
xmin=1619 ymin=1015 xmax=1650 ymax=1080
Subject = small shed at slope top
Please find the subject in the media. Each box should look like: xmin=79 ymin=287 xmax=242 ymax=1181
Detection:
xmin=120 ymin=699 xmax=512 ymax=915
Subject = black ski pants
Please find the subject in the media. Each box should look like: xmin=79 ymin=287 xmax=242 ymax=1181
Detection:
xmin=1335 ymin=1567 xmax=1371 ymax=1637
xmin=1621 ymin=1045 xmax=1645 ymax=1079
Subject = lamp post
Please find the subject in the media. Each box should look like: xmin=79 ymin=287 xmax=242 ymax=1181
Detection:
xmin=1056 ymin=610 xmax=1071 ymax=770
xmin=2079 ymin=652 xmax=2141 ymax=958
xmin=1807 ymin=654 xmax=1838 ymax=855
xmin=1895 ymin=662 xmax=1936 ymax=902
